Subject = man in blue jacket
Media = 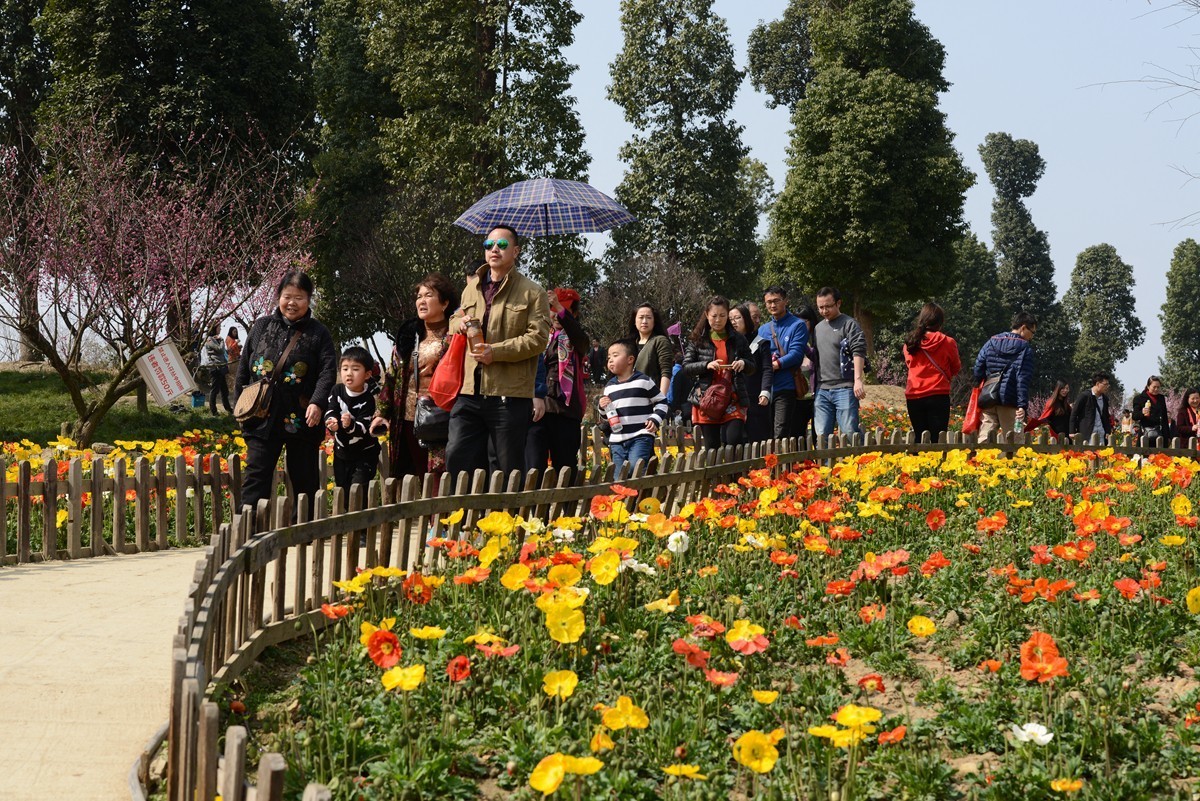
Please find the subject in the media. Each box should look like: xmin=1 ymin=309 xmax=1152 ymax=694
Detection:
xmin=972 ymin=312 xmax=1037 ymax=439
xmin=758 ymin=286 xmax=808 ymax=439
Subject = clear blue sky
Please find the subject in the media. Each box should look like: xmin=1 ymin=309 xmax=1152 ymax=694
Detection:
xmin=565 ymin=0 xmax=1200 ymax=394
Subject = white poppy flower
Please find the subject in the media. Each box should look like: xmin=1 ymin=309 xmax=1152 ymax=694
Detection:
xmin=1010 ymin=722 xmax=1053 ymax=745
xmin=667 ymin=531 xmax=689 ymax=554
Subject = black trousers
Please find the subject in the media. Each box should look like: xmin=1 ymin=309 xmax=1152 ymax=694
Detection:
xmin=208 ymin=367 xmax=231 ymax=413
xmin=697 ymin=420 xmax=745 ymax=450
xmin=334 ymin=449 xmax=379 ymax=511
xmin=906 ymin=394 xmax=951 ymax=443
xmin=772 ymin=393 xmax=799 ymax=439
xmin=446 ymin=394 xmax=532 ymax=479
xmin=525 ymin=412 xmax=583 ymax=479
xmin=240 ymin=432 xmax=321 ymax=522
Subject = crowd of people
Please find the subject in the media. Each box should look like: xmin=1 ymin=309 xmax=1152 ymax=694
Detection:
xmin=229 ymin=225 xmax=1195 ymax=517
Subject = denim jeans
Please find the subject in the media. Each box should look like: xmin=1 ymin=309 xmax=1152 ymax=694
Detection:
xmin=814 ymin=387 xmax=861 ymax=437
xmin=610 ymin=434 xmax=655 ymax=479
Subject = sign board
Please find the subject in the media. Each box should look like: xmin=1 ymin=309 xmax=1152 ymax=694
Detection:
xmin=136 ymin=342 xmax=198 ymax=406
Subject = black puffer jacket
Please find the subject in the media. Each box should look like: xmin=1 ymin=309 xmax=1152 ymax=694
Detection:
xmin=236 ymin=308 xmax=337 ymax=441
xmin=682 ymin=330 xmax=755 ymax=407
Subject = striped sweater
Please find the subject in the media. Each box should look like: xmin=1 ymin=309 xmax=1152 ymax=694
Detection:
xmin=601 ymin=370 xmax=668 ymax=444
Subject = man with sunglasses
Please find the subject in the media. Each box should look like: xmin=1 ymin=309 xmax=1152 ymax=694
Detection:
xmin=447 ymin=225 xmax=551 ymax=478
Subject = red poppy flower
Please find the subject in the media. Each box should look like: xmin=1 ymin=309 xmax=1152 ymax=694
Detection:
xmin=610 ymin=483 xmax=638 ymax=498
xmin=590 ymin=494 xmax=615 ymax=520
xmin=367 ymin=629 xmax=402 ymax=669
xmin=1113 ymin=577 xmax=1142 ymax=600
xmin=919 ymin=551 xmax=951 ymax=577
xmin=858 ymin=673 xmax=885 ymax=693
xmin=672 ymin=638 xmax=711 ymax=669
xmin=763 ymin=452 xmax=779 ymax=468
xmin=446 ymin=655 xmax=471 ymax=682
xmin=925 ymin=509 xmax=946 ymax=531
xmin=446 ymin=540 xmax=480 ymax=559
xmin=783 ymin=615 xmax=804 ymax=630
xmin=686 ymin=615 xmax=726 ymax=639
xmin=769 ymin=550 xmax=798 ymax=566
xmin=878 ymin=724 xmax=906 ymax=744
xmin=825 ymin=579 xmax=857 ymax=596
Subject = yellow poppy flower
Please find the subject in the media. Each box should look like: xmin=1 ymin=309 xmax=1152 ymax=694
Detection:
xmin=1160 ymin=535 xmax=1186 ymax=547
xmin=529 ymin=753 xmax=565 ymax=796
xmin=589 ymin=728 xmax=614 ymax=752
xmin=601 ymin=695 xmax=649 ymax=730
xmin=542 ymin=669 xmax=579 ymax=699
xmin=476 ymin=510 xmax=516 ymax=537
xmin=1172 ymin=494 xmax=1192 ymax=517
xmin=500 ymin=563 xmax=531 ymax=591
xmin=752 ymin=689 xmax=779 ymax=705
xmin=589 ymin=550 xmax=620 ymax=585
xmin=359 ymin=618 xmax=396 ymax=647
xmin=545 ymin=605 xmax=586 ymax=644
xmin=1188 ymin=586 xmax=1200 ymax=615
xmin=644 ymin=589 xmax=680 ymax=614
xmin=463 ymin=627 xmax=504 ymax=645
xmin=381 ymin=664 xmax=425 ymax=692
xmin=907 ymin=615 xmax=936 ymax=638
xmin=408 ymin=626 xmax=446 ymax=640
xmin=732 ymin=729 xmax=778 ymax=773
xmin=547 ymin=564 xmax=582 ymax=587
xmin=1050 ymin=777 xmax=1084 ymax=793
xmin=439 ymin=509 xmax=465 ymax=526
xmin=662 ymin=764 xmax=706 ymax=780
xmin=562 ymin=755 xmax=603 ymax=775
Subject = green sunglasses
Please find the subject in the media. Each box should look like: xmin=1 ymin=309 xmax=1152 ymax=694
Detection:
xmin=483 ymin=238 xmax=511 ymax=250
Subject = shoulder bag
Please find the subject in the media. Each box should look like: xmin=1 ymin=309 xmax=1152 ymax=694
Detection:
xmin=428 ymin=333 xmax=467 ymax=412
xmin=234 ymin=327 xmax=303 ymax=424
xmin=413 ymin=342 xmax=451 ymax=445
xmin=771 ymin=323 xmax=808 ymax=398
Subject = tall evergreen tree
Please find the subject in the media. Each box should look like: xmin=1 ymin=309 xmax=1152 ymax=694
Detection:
xmin=1063 ymin=244 xmax=1143 ymax=381
xmin=746 ymin=0 xmax=813 ymax=111
xmin=0 ymin=0 xmax=51 ymax=360
xmin=940 ymin=232 xmax=1009 ymax=378
xmin=977 ymin=131 xmax=1075 ymax=390
xmin=1159 ymin=239 xmax=1200 ymax=389
xmin=606 ymin=0 xmax=761 ymax=299
xmin=761 ymin=0 xmax=973 ymax=354
xmin=318 ymin=0 xmax=590 ymax=343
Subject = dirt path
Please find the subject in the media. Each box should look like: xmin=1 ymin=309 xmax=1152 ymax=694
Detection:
xmin=0 ymin=548 xmax=203 ymax=801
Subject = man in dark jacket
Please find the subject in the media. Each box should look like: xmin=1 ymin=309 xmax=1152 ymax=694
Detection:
xmin=972 ymin=312 xmax=1037 ymax=439
xmin=1069 ymin=372 xmax=1113 ymax=442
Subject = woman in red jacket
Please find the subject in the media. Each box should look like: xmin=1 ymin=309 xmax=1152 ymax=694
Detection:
xmin=902 ymin=303 xmax=961 ymax=443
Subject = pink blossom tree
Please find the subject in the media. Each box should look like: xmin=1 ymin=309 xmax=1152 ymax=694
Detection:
xmin=0 ymin=122 xmax=312 ymax=444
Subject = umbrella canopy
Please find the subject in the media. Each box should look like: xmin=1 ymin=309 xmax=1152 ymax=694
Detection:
xmin=454 ymin=178 xmax=635 ymax=237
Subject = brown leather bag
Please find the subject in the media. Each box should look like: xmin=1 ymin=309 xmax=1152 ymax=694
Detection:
xmin=233 ymin=328 xmax=303 ymax=423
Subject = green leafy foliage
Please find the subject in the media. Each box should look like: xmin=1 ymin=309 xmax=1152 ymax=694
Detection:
xmin=763 ymin=0 xmax=973 ymax=354
xmin=606 ymin=0 xmax=762 ymax=299
xmin=1158 ymin=239 xmax=1200 ymax=390
xmin=978 ymin=132 xmax=1076 ymax=391
xmin=1063 ymin=244 xmax=1144 ymax=382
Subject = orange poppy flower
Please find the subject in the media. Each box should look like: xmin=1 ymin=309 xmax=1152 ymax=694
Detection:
xmin=825 ymin=647 xmax=849 ymax=667
xmin=783 ymin=615 xmax=804 ymax=630
xmin=769 ymin=550 xmax=798 ymax=566
xmin=978 ymin=659 xmax=1002 ymax=673
xmin=925 ymin=509 xmax=946 ymax=531
xmin=475 ymin=642 xmax=520 ymax=658
xmin=454 ymin=567 xmax=491 ymax=585
xmin=1113 ymin=577 xmax=1142 ymax=600
xmin=703 ymin=668 xmax=739 ymax=687
xmin=367 ymin=629 xmax=402 ymax=669
xmin=805 ymin=500 xmax=840 ymax=523
xmin=878 ymin=725 xmax=906 ymax=744
xmin=590 ymin=494 xmax=615 ymax=520
xmin=402 ymin=573 xmax=433 ymax=605
xmin=1073 ymin=588 xmax=1100 ymax=602
xmin=1019 ymin=631 xmax=1069 ymax=683
xmin=320 ymin=603 xmax=352 ymax=619
xmin=919 ymin=551 xmax=951 ymax=577
xmin=825 ymin=579 xmax=857 ymax=596
xmin=763 ymin=452 xmax=779 ymax=468
xmin=858 ymin=604 xmax=887 ymax=624
xmin=610 ymin=483 xmax=638 ymax=498
xmin=805 ymin=633 xmax=839 ymax=647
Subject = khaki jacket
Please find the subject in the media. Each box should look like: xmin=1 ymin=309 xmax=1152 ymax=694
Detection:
xmin=452 ymin=265 xmax=550 ymax=398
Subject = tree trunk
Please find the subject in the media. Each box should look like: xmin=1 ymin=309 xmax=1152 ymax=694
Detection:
xmin=853 ymin=299 xmax=877 ymax=374
xmin=137 ymin=383 xmax=148 ymax=413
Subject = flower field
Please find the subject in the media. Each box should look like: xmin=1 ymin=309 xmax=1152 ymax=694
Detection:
xmin=235 ymin=447 xmax=1200 ymax=800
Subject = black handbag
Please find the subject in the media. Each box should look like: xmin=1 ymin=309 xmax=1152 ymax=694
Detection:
xmin=411 ymin=346 xmax=450 ymax=444
xmin=978 ymin=373 xmax=1003 ymax=409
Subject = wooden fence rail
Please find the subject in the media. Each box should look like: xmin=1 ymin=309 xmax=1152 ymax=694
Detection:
xmin=134 ymin=427 xmax=1200 ymax=800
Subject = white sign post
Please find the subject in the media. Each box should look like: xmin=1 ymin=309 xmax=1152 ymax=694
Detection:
xmin=136 ymin=342 xmax=199 ymax=406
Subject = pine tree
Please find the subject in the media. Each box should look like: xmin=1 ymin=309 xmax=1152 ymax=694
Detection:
xmin=978 ymin=131 xmax=1075 ymax=390
xmin=761 ymin=0 xmax=973 ymax=354
xmin=1063 ymin=244 xmax=1143 ymax=381
xmin=606 ymin=0 xmax=761 ymax=299
xmin=1159 ymin=239 xmax=1200 ymax=389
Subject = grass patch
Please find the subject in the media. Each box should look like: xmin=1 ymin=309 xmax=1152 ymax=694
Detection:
xmin=0 ymin=368 xmax=240 ymax=444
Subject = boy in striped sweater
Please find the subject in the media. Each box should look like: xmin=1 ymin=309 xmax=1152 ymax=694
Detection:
xmin=597 ymin=339 xmax=668 ymax=477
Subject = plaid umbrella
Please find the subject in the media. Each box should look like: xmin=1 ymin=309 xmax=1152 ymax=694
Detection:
xmin=453 ymin=178 xmax=635 ymax=237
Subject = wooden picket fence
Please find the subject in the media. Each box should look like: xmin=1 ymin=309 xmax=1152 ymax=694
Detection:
xmin=0 ymin=424 xmax=691 ymax=567
xmin=136 ymin=427 xmax=1200 ymax=801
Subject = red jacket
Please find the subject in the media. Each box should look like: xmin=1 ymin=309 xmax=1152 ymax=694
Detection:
xmin=903 ymin=331 xmax=961 ymax=399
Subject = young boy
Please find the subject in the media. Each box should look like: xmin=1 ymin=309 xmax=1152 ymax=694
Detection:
xmin=325 ymin=346 xmax=381 ymax=510
xmin=598 ymin=339 xmax=668 ymax=477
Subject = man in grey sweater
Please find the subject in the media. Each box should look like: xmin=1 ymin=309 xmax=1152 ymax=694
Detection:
xmin=813 ymin=287 xmax=866 ymax=438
